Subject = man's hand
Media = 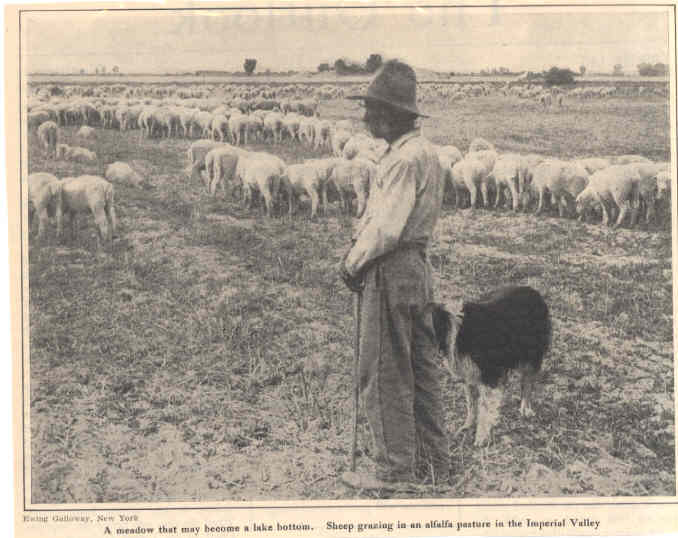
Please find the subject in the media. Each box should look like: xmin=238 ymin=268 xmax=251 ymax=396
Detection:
xmin=339 ymin=259 xmax=365 ymax=293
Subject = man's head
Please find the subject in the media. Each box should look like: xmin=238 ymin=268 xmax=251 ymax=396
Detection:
xmin=350 ymin=59 xmax=424 ymax=143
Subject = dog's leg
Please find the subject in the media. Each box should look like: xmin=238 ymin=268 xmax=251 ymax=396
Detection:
xmin=457 ymin=383 xmax=477 ymax=433
xmin=519 ymin=362 xmax=539 ymax=418
xmin=475 ymin=382 xmax=504 ymax=447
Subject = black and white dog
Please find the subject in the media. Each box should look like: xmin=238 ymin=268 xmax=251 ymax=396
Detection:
xmin=428 ymin=286 xmax=552 ymax=446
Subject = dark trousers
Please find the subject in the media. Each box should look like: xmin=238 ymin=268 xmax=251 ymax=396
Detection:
xmin=359 ymin=247 xmax=450 ymax=482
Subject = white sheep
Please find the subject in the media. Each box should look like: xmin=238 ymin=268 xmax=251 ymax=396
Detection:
xmin=186 ymin=139 xmax=225 ymax=183
xmin=575 ymin=165 xmax=641 ymax=228
xmin=492 ymin=153 xmax=528 ymax=211
xmin=61 ymin=175 xmax=117 ymax=247
xmin=37 ymin=121 xmax=59 ymax=159
xmin=331 ymin=129 xmax=352 ymax=158
xmin=28 ymin=172 xmax=63 ymax=239
xmin=610 ymin=154 xmax=651 ymax=165
xmin=77 ymin=125 xmax=96 ymax=139
xmin=467 ymin=137 xmax=495 ymax=154
xmin=573 ymin=157 xmax=610 ymax=175
xmin=205 ymin=145 xmax=246 ymax=196
xmin=329 ymin=158 xmax=375 ymax=217
xmin=235 ymin=153 xmax=284 ymax=217
xmin=105 ymin=162 xmax=144 ymax=188
xmin=622 ymin=161 xmax=668 ymax=224
xmin=530 ymin=160 xmax=589 ymax=217
xmin=451 ymin=150 xmax=497 ymax=208
xmin=281 ymin=158 xmax=339 ymax=218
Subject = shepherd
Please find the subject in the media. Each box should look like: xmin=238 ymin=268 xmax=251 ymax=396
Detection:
xmin=339 ymin=60 xmax=449 ymax=490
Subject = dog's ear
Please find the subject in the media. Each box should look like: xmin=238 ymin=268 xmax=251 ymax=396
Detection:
xmin=423 ymin=302 xmax=454 ymax=356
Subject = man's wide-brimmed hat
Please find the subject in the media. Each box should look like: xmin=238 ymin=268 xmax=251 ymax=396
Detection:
xmin=348 ymin=59 xmax=428 ymax=118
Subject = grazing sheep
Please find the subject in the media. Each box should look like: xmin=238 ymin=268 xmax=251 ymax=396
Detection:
xmin=37 ymin=121 xmax=59 ymax=158
xmin=28 ymin=172 xmax=63 ymax=239
xmin=205 ymin=145 xmax=246 ymax=195
xmin=263 ymin=111 xmax=284 ymax=144
xmin=575 ymin=165 xmax=641 ymax=228
xmin=313 ymin=119 xmax=332 ymax=151
xmin=574 ymin=157 xmax=610 ymax=175
xmin=331 ymin=129 xmax=352 ymax=158
xmin=61 ymin=175 xmax=117 ymax=247
xmin=467 ymin=137 xmax=495 ymax=153
xmin=210 ymin=115 xmax=230 ymax=142
xmin=334 ymin=119 xmax=353 ymax=133
xmin=451 ymin=150 xmax=497 ymax=208
xmin=492 ymin=153 xmax=528 ymax=211
xmin=299 ymin=117 xmax=317 ymax=147
xmin=28 ymin=110 xmax=51 ymax=131
xmin=186 ymin=139 xmax=225 ymax=183
xmin=281 ymin=113 xmax=301 ymax=144
xmin=281 ymin=158 xmax=339 ymax=218
xmin=77 ymin=125 xmax=96 ymax=139
xmin=435 ymin=144 xmax=464 ymax=205
xmin=530 ymin=160 xmax=589 ymax=217
xmin=105 ymin=162 xmax=144 ymax=188
xmin=342 ymin=133 xmax=386 ymax=162
xmin=610 ymin=154 xmax=651 ymax=165
xmin=235 ymin=153 xmax=284 ymax=217
xmin=623 ymin=161 xmax=668 ymax=224
xmin=59 ymin=145 xmax=97 ymax=164
xmin=329 ymin=158 xmax=375 ymax=217
xmin=429 ymin=286 xmax=551 ymax=446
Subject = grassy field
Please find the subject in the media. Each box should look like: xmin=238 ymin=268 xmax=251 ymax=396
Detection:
xmin=26 ymin=94 xmax=674 ymax=502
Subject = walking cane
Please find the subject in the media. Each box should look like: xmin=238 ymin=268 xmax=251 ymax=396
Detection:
xmin=351 ymin=289 xmax=362 ymax=472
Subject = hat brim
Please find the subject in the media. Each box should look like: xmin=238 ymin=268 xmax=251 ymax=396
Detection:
xmin=346 ymin=94 xmax=429 ymax=118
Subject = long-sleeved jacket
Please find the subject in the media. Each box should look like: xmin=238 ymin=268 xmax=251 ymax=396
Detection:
xmin=344 ymin=129 xmax=444 ymax=276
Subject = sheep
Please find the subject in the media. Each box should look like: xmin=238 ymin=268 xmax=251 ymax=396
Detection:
xmin=328 ymin=158 xmax=375 ymax=217
xmin=429 ymin=286 xmax=551 ymax=447
xmin=186 ymin=139 xmax=225 ymax=184
xmin=263 ymin=111 xmax=284 ymax=144
xmin=492 ymin=153 xmax=528 ymax=211
xmin=105 ymin=162 xmax=144 ymax=189
xmin=37 ymin=121 xmax=59 ymax=159
xmin=205 ymin=145 xmax=245 ymax=196
xmin=28 ymin=110 xmax=51 ymax=131
xmin=60 ymin=175 xmax=117 ymax=248
xmin=313 ymin=119 xmax=332 ymax=151
xmin=451 ymin=150 xmax=497 ymax=209
xmin=280 ymin=158 xmax=339 ymax=218
xmin=299 ymin=116 xmax=317 ymax=147
xmin=622 ymin=161 xmax=668 ymax=224
xmin=28 ymin=172 xmax=63 ymax=239
xmin=57 ymin=144 xmax=97 ymax=164
xmin=467 ymin=137 xmax=494 ymax=153
xmin=575 ymin=165 xmax=641 ymax=228
xmin=342 ymin=133 xmax=386 ymax=162
xmin=331 ymin=129 xmax=352 ymax=158
xmin=609 ymin=154 xmax=651 ymax=165
xmin=573 ymin=157 xmax=610 ymax=175
xmin=77 ymin=125 xmax=96 ymax=139
xmin=234 ymin=153 xmax=284 ymax=217
xmin=282 ymin=113 xmax=301 ymax=144
xmin=530 ymin=160 xmax=589 ymax=217
xmin=435 ymin=145 xmax=463 ymax=205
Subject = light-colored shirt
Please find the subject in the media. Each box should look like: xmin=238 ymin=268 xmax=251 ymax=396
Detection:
xmin=344 ymin=129 xmax=444 ymax=276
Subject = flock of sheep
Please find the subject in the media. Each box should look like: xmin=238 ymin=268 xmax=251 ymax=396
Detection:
xmin=27 ymin=80 xmax=671 ymax=250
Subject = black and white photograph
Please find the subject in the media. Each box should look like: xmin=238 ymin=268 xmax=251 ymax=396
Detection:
xmin=12 ymin=0 xmax=676 ymax=519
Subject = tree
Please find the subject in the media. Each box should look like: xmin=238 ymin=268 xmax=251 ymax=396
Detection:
xmin=244 ymin=58 xmax=257 ymax=75
xmin=318 ymin=63 xmax=331 ymax=72
xmin=79 ymin=68 xmax=85 ymax=75
xmin=579 ymin=65 xmax=586 ymax=76
xmin=639 ymin=62 xmax=669 ymax=76
xmin=365 ymin=53 xmax=383 ymax=73
xmin=613 ymin=64 xmax=623 ymax=76
xmin=543 ymin=66 xmax=576 ymax=87
xmin=112 ymin=65 xmax=119 ymax=74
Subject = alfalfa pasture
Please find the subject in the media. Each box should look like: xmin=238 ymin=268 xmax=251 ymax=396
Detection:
xmin=27 ymin=86 xmax=674 ymax=502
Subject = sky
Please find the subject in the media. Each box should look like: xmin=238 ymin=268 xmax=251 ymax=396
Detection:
xmin=22 ymin=6 xmax=671 ymax=75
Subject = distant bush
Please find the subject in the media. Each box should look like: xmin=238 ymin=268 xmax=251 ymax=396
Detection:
xmin=317 ymin=63 xmax=331 ymax=73
xmin=638 ymin=62 xmax=668 ymax=76
xmin=543 ymin=67 xmax=576 ymax=86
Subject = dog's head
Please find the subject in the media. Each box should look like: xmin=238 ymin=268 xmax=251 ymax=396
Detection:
xmin=424 ymin=302 xmax=462 ymax=357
